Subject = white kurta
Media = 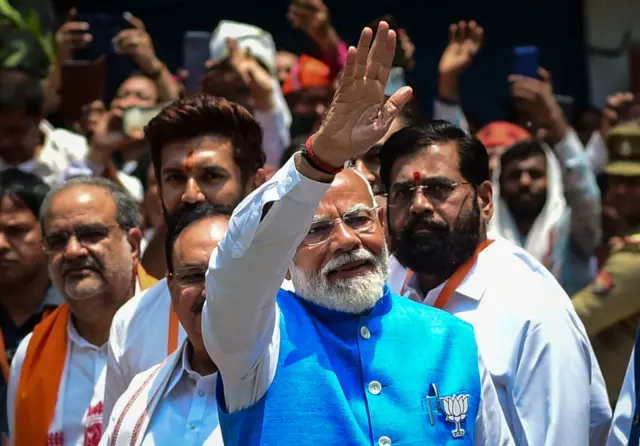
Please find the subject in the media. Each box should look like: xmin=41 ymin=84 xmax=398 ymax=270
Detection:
xmin=7 ymin=317 xmax=108 ymax=446
xmin=388 ymin=236 xmax=612 ymax=446
xmin=101 ymin=341 xmax=223 ymax=446
xmin=607 ymin=347 xmax=636 ymax=445
xmin=201 ymin=156 xmax=515 ymax=445
xmin=103 ymin=280 xmax=187 ymax=425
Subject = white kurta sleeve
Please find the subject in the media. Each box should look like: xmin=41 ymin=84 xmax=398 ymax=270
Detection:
xmin=6 ymin=333 xmax=32 ymax=446
xmin=607 ymin=347 xmax=635 ymax=446
xmin=474 ymin=350 xmax=515 ymax=445
xmin=202 ymin=155 xmax=330 ymax=412
xmin=511 ymin=310 xmax=591 ymax=445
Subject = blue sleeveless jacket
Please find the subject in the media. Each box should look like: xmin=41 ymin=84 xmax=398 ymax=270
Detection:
xmin=217 ymin=286 xmax=482 ymax=445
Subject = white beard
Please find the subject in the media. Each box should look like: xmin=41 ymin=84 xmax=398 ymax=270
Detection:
xmin=289 ymin=245 xmax=389 ymax=314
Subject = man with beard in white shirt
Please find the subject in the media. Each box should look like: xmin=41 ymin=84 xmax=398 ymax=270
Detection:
xmin=102 ymin=95 xmax=267 ymax=424
xmin=380 ymin=120 xmax=612 ymax=445
xmin=102 ymin=204 xmax=229 ymax=446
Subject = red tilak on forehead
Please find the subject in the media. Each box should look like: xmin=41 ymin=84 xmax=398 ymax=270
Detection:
xmin=185 ymin=150 xmax=194 ymax=172
xmin=413 ymin=172 xmax=421 ymax=182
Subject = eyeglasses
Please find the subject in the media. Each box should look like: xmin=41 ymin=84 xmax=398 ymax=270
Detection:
xmin=388 ymin=181 xmax=471 ymax=209
xmin=43 ymin=224 xmax=118 ymax=253
xmin=303 ymin=206 xmax=379 ymax=246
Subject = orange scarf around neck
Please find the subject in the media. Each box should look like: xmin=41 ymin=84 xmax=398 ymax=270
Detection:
xmin=13 ymin=265 xmax=158 ymax=446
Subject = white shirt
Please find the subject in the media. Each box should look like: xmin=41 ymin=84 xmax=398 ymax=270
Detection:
xmin=103 ymin=279 xmax=187 ymax=425
xmin=388 ymin=237 xmax=612 ymax=446
xmin=102 ymin=342 xmax=223 ymax=446
xmin=7 ymin=318 xmax=108 ymax=446
xmin=202 ymin=157 xmax=515 ymax=445
xmin=607 ymin=347 xmax=636 ymax=445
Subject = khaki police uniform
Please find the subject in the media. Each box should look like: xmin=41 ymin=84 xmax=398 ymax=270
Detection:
xmin=573 ymin=124 xmax=640 ymax=404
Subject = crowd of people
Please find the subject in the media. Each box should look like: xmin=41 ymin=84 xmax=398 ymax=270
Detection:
xmin=1 ymin=0 xmax=640 ymax=445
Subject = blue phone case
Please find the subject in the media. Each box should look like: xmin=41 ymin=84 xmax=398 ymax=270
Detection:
xmin=513 ymin=46 xmax=539 ymax=78
xmin=183 ymin=31 xmax=213 ymax=94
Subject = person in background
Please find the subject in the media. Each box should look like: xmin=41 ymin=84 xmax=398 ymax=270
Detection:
xmin=283 ymin=54 xmax=334 ymax=139
xmin=573 ymin=124 xmax=640 ymax=406
xmin=209 ymin=20 xmax=291 ymax=167
xmin=286 ymin=0 xmax=347 ymax=81
xmin=381 ymin=121 xmax=611 ymax=445
xmin=102 ymin=94 xmax=266 ymax=426
xmin=102 ymin=205 xmax=230 ymax=446
xmin=203 ymin=38 xmax=286 ymax=169
xmin=0 ymin=169 xmax=60 ymax=444
xmin=475 ymin=121 xmax=531 ymax=176
xmin=276 ymin=50 xmax=297 ymax=85
xmin=0 ymin=69 xmax=90 ymax=185
xmin=139 ymin=164 xmax=163 ymax=255
xmin=489 ymin=68 xmax=602 ymax=295
xmin=204 ymin=22 xmax=513 ymax=445
xmin=7 ymin=177 xmax=156 ymax=446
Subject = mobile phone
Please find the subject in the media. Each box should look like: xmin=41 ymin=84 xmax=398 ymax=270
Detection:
xmin=73 ymin=13 xmax=132 ymax=61
xmin=123 ymin=104 xmax=167 ymax=137
xmin=513 ymin=46 xmax=539 ymax=78
xmin=183 ymin=31 xmax=212 ymax=94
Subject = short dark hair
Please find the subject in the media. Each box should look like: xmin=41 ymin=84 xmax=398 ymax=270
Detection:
xmin=165 ymin=203 xmax=233 ymax=275
xmin=0 ymin=168 xmax=50 ymax=218
xmin=379 ymin=120 xmax=489 ymax=192
xmin=40 ymin=176 xmax=140 ymax=234
xmin=499 ymin=140 xmax=544 ymax=176
xmin=0 ymin=70 xmax=44 ymax=117
xmin=145 ymin=94 xmax=265 ymax=187
xmin=394 ymin=95 xmax=422 ymax=127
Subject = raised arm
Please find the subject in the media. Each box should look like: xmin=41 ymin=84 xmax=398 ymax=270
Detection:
xmin=202 ymin=22 xmax=413 ymax=412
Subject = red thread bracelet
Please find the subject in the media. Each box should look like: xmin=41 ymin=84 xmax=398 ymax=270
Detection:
xmin=305 ymin=136 xmax=343 ymax=175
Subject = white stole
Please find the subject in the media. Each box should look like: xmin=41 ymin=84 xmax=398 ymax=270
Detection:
xmin=107 ymin=342 xmax=184 ymax=446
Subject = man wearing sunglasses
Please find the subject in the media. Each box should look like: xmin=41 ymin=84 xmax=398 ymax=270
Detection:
xmin=6 ymin=177 xmax=157 ymax=446
xmin=380 ymin=121 xmax=612 ymax=445
xmin=203 ymin=22 xmax=513 ymax=444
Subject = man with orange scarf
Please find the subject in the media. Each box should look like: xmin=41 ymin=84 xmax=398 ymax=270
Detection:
xmin=6 ymin=177 xmax=157 ymax=446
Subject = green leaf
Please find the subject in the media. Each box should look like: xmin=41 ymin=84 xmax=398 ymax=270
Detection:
xmin=0 ymin=40 xmax=28 ymax=68
xmin=23 ymin=8 xmax=41 ymax=36
xmin=0 ymin=0 xmax=24 ymax=27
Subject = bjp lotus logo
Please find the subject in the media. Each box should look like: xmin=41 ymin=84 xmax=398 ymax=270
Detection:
xmin=441 ymin=394 xmax=469 ymax=438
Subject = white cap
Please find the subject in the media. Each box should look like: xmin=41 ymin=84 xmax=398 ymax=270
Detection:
xmin=209 ymin=20 xmax=277 ymax=75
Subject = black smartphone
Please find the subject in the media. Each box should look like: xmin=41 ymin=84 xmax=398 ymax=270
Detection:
xmin=513 ymin=46 xmax=539 ymax=78
xmin=73 ymin=13 xmax=132 ymax=61
xmin=183 ymin=31 xmax=212 ymax=94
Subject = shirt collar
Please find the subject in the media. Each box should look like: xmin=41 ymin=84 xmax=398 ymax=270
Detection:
xmin=166 ymin=341 xmax=217 ymax=396
xmin=66 ymin=315 xmax=107 ymax=351
xmin=404 ymin=239 xmax=498 ymax=305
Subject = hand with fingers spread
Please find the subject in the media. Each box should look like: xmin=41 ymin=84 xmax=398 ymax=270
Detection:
xmin=56 ymin=8 xmax=92 ymax=63
xmin=601 ymin=92 xmax=636 ymax=135
xmin=225 ymin=39 xmax=274 ymax=111
xmin=509 ymin=67 xmax=568 ymax=144
xmin=439 ymin=20 xmax=484 ymax=77
xmin=311 ymin=22 xmax=413 ymax=168
xmin=114 ymin=14 xmax=160 ymax=75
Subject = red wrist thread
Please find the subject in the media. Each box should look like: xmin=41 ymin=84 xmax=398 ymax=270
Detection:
xmin=305 ymin=135 xmax=343 ymax=175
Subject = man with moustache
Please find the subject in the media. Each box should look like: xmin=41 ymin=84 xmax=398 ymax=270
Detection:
xmin=381 ymin=121 xmax=612 ymax=445
xmin=204 ymin=23 xmax=513 ymax=445
xmin=7 ymin=177 xmax=157 ymax=446
xmin=101 ymin=204 xmax=230 ymax=446
xmin=102 ymin=94 xmax=267 ymax=424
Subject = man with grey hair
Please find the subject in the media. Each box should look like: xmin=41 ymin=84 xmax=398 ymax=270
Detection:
xmin=6 ymin=177 xmax=157 ymax=446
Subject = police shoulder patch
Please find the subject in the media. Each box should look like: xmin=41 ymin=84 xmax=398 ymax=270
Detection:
xmin=593 ymin=269 xmax=615 ymax=295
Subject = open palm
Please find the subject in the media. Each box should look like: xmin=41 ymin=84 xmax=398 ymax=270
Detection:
xmin=312 ymin=22 xmax=413 ymax=167
xmin=438 ymin=21 xmax=484 ymax=76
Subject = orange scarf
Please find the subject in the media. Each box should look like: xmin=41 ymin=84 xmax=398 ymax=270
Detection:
xmin=13 ymin=265 xmax=158 ymax=446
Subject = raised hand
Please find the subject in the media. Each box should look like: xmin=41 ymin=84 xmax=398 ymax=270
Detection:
xmin=288 ymin=0 xmax=331 ymax=42
xmin=438 ymin=20 xmax=484 ymax=77
xmin=311 ymin=22 xmax=413 ymax=168
xmin=225 ymin=39 xmax=274 ymax=111
xmin=56 ymin=8 xmax=92 ymax=62
xmin=601 ymin=92 xmax=636 ymax=135
xmin=113 ymin=14 xmax=159 ymax=74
